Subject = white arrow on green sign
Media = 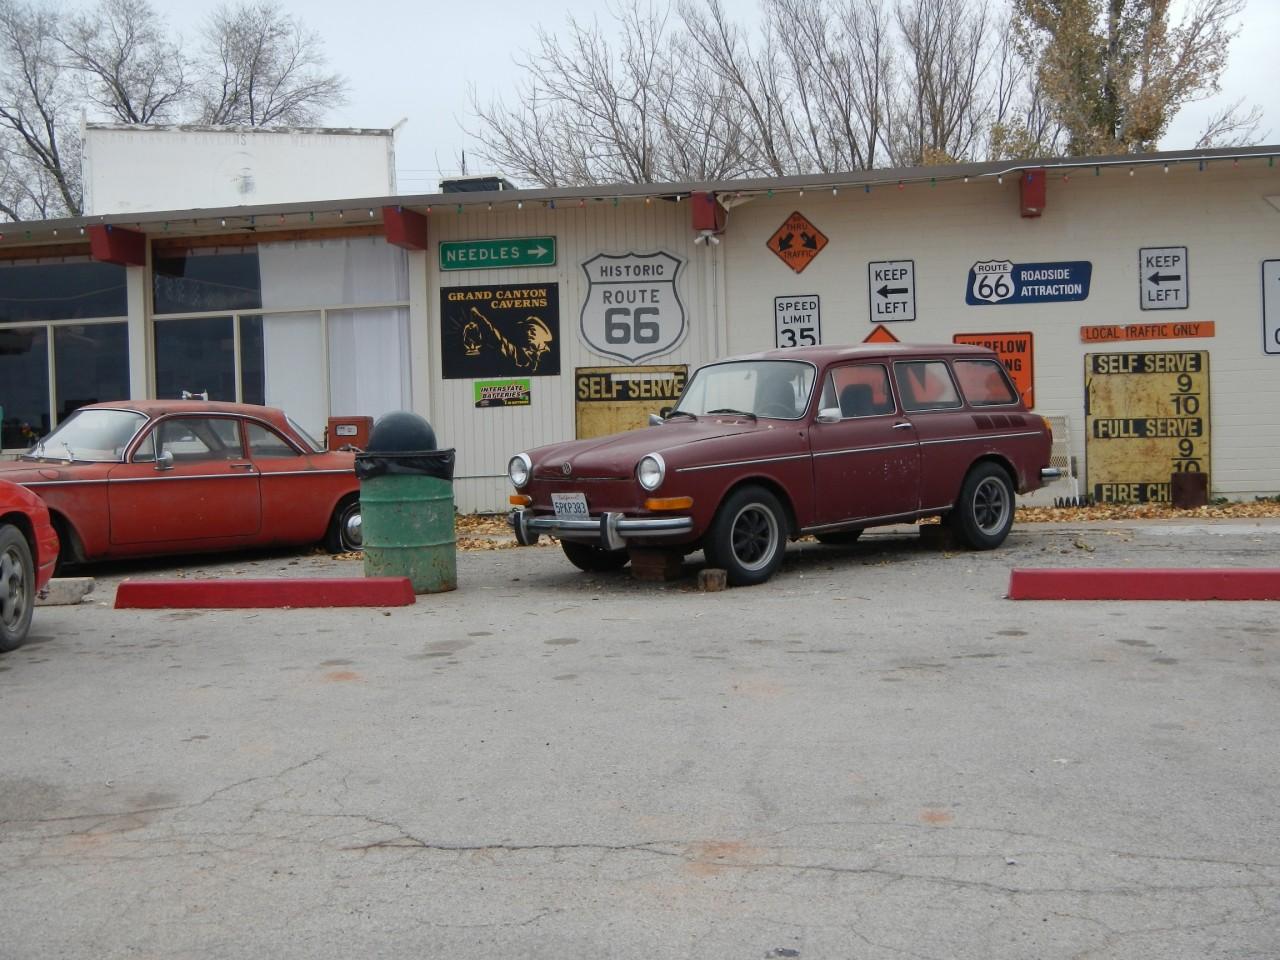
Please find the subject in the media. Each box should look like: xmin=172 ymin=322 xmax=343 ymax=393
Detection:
xmin=439 ymin=236 xmax=556 ymax=271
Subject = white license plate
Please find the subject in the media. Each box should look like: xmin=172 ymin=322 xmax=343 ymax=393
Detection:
xmin=551 ymin=492 xmax=589 ymax=519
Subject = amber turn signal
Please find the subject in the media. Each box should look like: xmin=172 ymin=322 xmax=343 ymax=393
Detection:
xmin=509 ymin=494 xmax=532 ymax=506
xmin=644 ymin=496 xmax=693 ymax=511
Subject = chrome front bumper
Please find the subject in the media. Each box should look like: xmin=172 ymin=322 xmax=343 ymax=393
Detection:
xmin=1040 ymin=467 xmax=1062 ymax=481
xmin=509 ymin=509 xmax=694 ymax=551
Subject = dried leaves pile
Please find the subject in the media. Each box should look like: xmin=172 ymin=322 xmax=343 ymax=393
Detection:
xmin=1019 ymin=501 xmax=1280 ymax=523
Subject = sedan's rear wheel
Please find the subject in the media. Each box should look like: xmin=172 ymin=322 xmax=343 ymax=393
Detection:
xmin=950 ymin=463 xmax=1015 ymax=550
xmin=560 ymin=540 xmax=629 ymax=572
xmin=704 ymin=485 xmax=786 ymax=586
xmin=325 ymin=496 xmax=362 ymax=553
xmin=0 ymin=525 xmax=35 ymax=653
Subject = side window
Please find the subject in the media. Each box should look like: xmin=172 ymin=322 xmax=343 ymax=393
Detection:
xmin=827 ymin=364 xmax=895 ymax=418
xmin=152 ymin=417 xmax=243 ymax=462
xmin=247 ymin=423 xmax=301 ymax=458
xmin=133 ymin=432 xmax=156 ymax=463
xmin=895 ymin=360 xmax=962 ymax=412
xmin=954 ymin=359 xmax=1018 ymax=406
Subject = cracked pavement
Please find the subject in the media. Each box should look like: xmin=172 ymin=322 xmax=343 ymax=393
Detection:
xmin=2 ymin=520 xmax=1278 ymax=959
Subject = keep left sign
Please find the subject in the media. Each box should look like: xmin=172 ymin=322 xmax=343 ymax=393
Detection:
xmin=1140 ymin=246 xmax=1188 ymax=311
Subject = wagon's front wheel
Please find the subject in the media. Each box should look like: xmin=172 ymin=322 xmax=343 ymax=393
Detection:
xmin=704 ymin=485 xmax=786 ymax=586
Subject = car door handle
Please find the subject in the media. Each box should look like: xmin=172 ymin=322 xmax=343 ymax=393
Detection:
xmin=891 ymin=421 xmax=913 ymax=430
xmin=229 ymin=462 xmax=256 ymax=470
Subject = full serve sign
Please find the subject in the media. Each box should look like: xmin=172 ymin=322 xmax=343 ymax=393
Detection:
xmin=1085 ymin=351 xmax=1210 ymax=503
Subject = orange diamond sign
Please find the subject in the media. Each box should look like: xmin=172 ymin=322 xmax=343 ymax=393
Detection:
xmin=864 ymin=324 xmax=900 ymax=344
xmin=767 ymin=211 xmax=828 ymax=273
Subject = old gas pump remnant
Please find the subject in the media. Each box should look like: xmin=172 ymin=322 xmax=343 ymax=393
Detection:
xmin=1085 ymin=351 xmax=1210 ymax=504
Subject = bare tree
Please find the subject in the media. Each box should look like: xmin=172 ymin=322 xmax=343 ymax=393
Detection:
xmin=1194 ymin=96 xmax=1265 ymax=148
xmin=196 ymin=0 xmax=347 ymax=126
xmin=890 ymin=0 xmax=995 ymax=165
xmin=60 ymin=0 xmax=187 ymax=125
xmin=0 ymin=0 xmax=81 ymax=218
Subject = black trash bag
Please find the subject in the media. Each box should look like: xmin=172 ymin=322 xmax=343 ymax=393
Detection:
xmin=355 ymin=449 xmax=456 ymax=481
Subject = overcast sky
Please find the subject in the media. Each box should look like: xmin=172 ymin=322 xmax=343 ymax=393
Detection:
xmin=151 ymin=0 xmax=1277 ymax=193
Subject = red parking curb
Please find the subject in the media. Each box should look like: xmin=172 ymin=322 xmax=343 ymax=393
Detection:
xmin=1008 ymin=568 xmax=1280 ymax=601
xmin=114 ymin=577 xmax=416 ymax=609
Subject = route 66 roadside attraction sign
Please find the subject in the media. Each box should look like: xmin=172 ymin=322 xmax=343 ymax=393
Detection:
xmin=580 ymin=251 xmax=687 ymax=363
xmin=966 ymin=259 xmax=1092 ymax=306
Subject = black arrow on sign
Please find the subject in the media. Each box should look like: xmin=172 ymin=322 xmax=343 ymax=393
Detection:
xmin=1148 ymin=272 xmax=1182 ymax=285
xmin=877 ymin=284 xmax=909 ymax=298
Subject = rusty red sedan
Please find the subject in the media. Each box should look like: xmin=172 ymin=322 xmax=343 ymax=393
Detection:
xmin=0 ymin=400 xmax=361 ymax=568
xmin=509 ymin=343 xmax=1057 ymax=585
xmin=1 ymin=479 xmax=58 ymax=651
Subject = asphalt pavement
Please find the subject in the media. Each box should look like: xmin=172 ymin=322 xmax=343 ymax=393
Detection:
xmin=2 ymin=519 xmax=1278 ymax=960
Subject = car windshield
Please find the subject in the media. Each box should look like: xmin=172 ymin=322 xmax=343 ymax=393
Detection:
xmin=286 ymin=416 xmax=324 ymax=453
xmin=23 ymin=408 xmax=146 ymax=462
xmin=673 ymin=359 xmax=816 ymax=420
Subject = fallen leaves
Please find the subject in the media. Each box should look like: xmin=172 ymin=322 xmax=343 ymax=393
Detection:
xmin=1020 ymin=501 xmax=1280 ymax=522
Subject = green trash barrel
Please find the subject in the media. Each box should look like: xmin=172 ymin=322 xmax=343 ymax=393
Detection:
xmin=356 ymin=412 xmax=457 ymax=594
xmin=360 ymin=474 xmax=456 ymax=593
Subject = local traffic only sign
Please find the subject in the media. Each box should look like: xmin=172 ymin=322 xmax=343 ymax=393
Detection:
xmin=774 ymin=295 xmax=821 ymax=348
xmin=439 ymin=236 xmax=556 ymax=271
xmin=868 ymin=260 xmax=915 ymax=321
xmin=1139 ymin=247 xmax=1188 ymax=310
xmin=1264 ymin=260 xmax=1280 ymax=355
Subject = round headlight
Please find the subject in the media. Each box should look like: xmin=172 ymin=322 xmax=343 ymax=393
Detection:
xmin=636 ymin=453 xmax=666 ymax=491
xmin=508 ymin=453 xmax=532 ymax=488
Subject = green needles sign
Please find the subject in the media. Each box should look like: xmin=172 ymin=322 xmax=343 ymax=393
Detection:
xmin=440 ymin=237 xmax=556 ymax=271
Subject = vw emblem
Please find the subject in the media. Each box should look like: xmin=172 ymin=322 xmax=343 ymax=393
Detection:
xmin=561 ymin=462 xmax=572 ymax=476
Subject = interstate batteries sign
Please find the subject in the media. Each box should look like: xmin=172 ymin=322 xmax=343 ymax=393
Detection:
xmin=580 ymin=252 xmax=686 ymax=363
xmin=1085 ymin=351 xmax=1210 ymax=504
xmin=966 ymin=260 xmax=1092 ymax=306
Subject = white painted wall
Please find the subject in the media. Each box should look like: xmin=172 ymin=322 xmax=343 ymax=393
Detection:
xmin=83 ymin=125 xmax=395 ymax=215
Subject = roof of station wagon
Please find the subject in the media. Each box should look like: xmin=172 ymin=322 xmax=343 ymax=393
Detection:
xmin=719 ymin=342 xmax=998 ymax=365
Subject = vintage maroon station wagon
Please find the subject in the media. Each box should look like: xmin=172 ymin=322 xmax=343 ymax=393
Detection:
xmin=508 ymin=343 xmax=1057 ymax=585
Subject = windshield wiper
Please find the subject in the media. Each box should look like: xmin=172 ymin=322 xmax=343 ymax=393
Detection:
xmin=664 ymin=410 xmax=697 ymax=421
xmin=706 ymin=408 xmax=757 ymax=421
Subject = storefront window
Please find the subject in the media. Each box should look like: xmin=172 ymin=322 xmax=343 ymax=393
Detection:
xmin=155 ymin=316 xmax=236 ymax=400
xmin=54 ymin=324 xmax=130 ymax=420
xmin=153 ymin=249 xmax=262 ymax=314
xmin=0 ymin=261 xmax=127 ymax=323
xmin=0 ymin=326 xmax=49 ymax=449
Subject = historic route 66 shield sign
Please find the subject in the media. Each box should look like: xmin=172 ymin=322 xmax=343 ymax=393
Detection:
xmin=581 ymin=251 xmax=686 ymax=363
xmin=969 ymin=260 xmax=1016 ymax=304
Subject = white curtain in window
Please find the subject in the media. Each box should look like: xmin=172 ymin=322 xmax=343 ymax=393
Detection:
xmin=259 ymin=238 xmax=410 ymax=428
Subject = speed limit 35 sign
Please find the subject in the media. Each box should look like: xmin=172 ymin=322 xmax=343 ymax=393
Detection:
xmin=774 ymin=295 xmax=821 ymax=348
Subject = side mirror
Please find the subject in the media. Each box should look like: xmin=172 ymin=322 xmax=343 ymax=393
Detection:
xmin=816 ymin=407 xmax=842 ymax=423
xmin=648 ymin=413 xmax=664 ymax=426
xmin=155 ymin=449 xmax=174 ymax=471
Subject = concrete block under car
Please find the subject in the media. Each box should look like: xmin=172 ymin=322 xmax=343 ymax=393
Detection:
xmin=697 ymin=568 xmax=728 ymax=591
xmin=628 ymin=547 xmax=685 ymax=582
xmin=36 ymin=578 xmax=95 ymax=606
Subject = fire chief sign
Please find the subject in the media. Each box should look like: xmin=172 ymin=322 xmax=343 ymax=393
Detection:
xmin=581 ymin=251 xmax=687 ymax=363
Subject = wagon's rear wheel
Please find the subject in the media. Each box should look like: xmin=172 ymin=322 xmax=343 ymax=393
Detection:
xmin=949 ymin=463 xmax=1014 ymax=550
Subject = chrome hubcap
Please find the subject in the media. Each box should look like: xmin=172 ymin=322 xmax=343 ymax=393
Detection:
xmin=731 ymin=504 xmax=779 ymax=571
xmin=1 ymin=546 xmax=28 ymax=631
xmin=973 ymin=477 xmax=1010 ymax=535
xmin=344 ymin=511 xmax=363 ymax=548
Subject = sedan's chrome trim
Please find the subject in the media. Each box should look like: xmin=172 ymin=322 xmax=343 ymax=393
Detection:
xmin=108 ymin=473 xmax=261 ymax=483
xmin=257 ymin=469 xmax=353 ymax=478
xmin=675 ymin=453 xmax=811 ymax=473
